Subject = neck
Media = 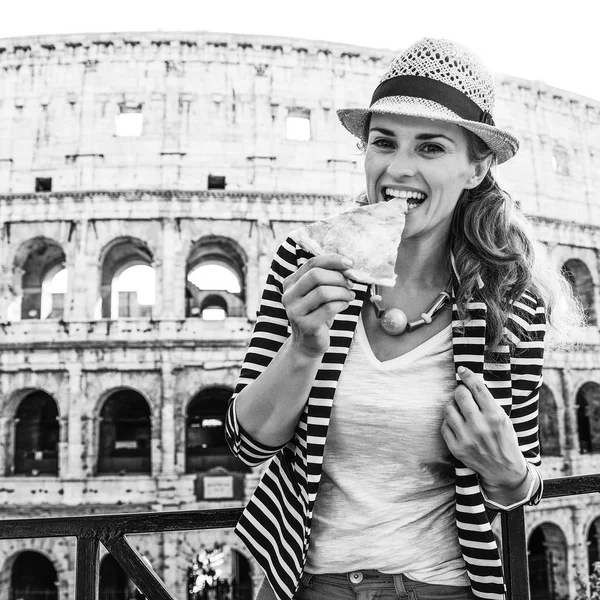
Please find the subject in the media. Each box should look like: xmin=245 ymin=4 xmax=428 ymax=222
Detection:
xmin=394 ymin=238 xmax=452 ymax=289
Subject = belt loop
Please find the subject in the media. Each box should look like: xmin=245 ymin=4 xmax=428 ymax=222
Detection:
xmin=393 ymin=573 xmax=408 ymax=598
xmin=300 ymin=572 xmax=314 ymax=588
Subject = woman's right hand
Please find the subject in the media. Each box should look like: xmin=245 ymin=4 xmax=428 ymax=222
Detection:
xmin=282 ymin=254 xmax=356 ymax=358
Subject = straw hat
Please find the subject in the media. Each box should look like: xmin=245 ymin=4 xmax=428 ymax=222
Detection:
xmin=337 ymin=38 xmax=519 ymax=164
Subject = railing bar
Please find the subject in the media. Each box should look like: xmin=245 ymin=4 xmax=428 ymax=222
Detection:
xmin=0 ymin=507 xmax=243 ymax=539
xmin=101 ymin=534 xmax=176 ymax=600
xmin=501 ymin=508 xmax=530 ymax=600
xmin=76 ymin=536 xmax=99 ymax=600
xmin=543 ymin=474 xmax=600 ymax=498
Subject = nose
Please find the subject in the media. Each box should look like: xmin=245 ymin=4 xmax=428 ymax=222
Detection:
xmin=386 ymin=148 xmax=417 ymax=179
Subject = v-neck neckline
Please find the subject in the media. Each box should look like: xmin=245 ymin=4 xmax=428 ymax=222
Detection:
xmin=356 ymin=313 xmax=452 ymax=370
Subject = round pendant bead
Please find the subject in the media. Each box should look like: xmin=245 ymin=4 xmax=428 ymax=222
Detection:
xmin=380 ymin=308 xmax=408 ymax=336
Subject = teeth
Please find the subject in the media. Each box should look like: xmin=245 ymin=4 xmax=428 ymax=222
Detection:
xmin=384 ymin=188 xmax=427 ymax=201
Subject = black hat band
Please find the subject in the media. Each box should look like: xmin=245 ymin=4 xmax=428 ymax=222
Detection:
xmin=370 ymin=75 xmax=495 ymax=126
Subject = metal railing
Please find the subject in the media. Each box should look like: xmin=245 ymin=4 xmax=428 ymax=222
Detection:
xmin=2 ymin=473 xmax=600 ymax=600
xmin=502 ymin=473 xmax=600 ymax=600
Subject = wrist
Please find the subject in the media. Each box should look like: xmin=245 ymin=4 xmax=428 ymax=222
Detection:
xmin=482 ymin=459 xmax=529 ymax=491
xmin=287 ymin=336 xmax=326 ymax=364
xmin=480 ymin=460 xmax=533 ymax=507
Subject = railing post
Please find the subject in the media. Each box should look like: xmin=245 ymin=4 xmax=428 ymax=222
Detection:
xmin=76 ymin=536 xmax=99 ymax=600
xmin=501 ymin=507 xmax=530 ymax=600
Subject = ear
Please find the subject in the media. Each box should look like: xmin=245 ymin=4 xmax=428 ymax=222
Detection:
xmin=464 ymin=155 xmax=493 ymax=190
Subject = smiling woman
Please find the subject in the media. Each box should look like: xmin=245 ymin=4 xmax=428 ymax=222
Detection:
xmin=225 ymin=37 xmax=584 ymax=600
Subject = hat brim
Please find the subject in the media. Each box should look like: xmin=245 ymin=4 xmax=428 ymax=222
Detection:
xmin=337 ymin=96 xmax=519 ymax=164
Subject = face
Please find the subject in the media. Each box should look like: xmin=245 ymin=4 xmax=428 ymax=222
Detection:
xmin=364 ymin=113 xmax=487 ymax=244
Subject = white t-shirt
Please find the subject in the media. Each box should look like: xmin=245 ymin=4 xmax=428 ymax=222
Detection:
xmin=305 ymin=315 xmax=469 ymax=586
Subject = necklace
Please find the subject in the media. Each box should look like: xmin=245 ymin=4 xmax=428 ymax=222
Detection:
xmin=369 ymin=282 xmax=452 ymax=336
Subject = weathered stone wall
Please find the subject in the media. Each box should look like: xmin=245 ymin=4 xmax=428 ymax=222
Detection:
xmin=0 ymin=30 xmax=599 ymax=599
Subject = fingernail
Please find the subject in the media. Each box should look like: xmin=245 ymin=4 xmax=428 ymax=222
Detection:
xmin=342 ymin=258 xmax=353 ymax=267
xmin=457 ymin=366 xmax=466 ymax=374
xmin=347 ymin=279 xmax=354 ymax=289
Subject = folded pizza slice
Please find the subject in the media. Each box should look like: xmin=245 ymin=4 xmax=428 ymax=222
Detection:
xmin=291 ymin=197 xmax=407 ymax=287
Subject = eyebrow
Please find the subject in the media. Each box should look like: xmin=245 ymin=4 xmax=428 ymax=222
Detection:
xmin=369 ymin=127 xmax=457 ymax=145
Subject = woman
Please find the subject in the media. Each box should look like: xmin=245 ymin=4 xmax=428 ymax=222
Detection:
xmin=225 ymin=38 xmax=581 ymax=600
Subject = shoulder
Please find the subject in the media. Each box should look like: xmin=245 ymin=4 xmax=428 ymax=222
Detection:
xmin=268 ymin=237 xmax=314 ymax=287
xmin=506 ymin=288 xmax=546 ymax=345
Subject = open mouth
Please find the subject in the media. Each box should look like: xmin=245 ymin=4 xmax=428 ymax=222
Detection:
xmin=382 ymin=187 xmax=427 ymax=211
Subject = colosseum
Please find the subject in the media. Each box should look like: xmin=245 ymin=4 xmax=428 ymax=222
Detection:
xmin=0 ymin=30 xmax=598 ymax=600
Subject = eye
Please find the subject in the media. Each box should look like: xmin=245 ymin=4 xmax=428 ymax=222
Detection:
xmin=368 ymin=137 xmax=395 ymax=150
xmin=419 ymin=143 xmax=445 ymax=155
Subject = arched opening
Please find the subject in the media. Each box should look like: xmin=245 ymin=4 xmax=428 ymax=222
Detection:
xmin=231 ymin=550 xmax=253 ymax=600
xmin=99 ymin=238 xmax=154 ymax=319
xmin=99 ymin=554 xmax=144 ymax=600
xmin=588 ymin=518 xmax=600 ymax=575
xmin=186 ymin=388 xmax=249 ymax=474
xmin=185 ymin=239 xmax=245 ymax=319
xmin=12 ymin=238 xmax=66 ymax=321
xmin=98 ymin=390 xmax=152 ymax=474
xmin=13 ymin=391 xmax=59 ymax=476
xmin=576 ymin=382 xmax=600 ymax=454
xmin=11 ymin=551 xmax=58 ymax=600
xmin=562 ymin=259 xmax=597 ymax=326
xmin=539 ymin=385 xmax=561 ymax=456
xmin=528 ymin=523 xmax=568 ymax=600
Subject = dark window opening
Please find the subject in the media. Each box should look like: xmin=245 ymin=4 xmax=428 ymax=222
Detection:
xmin=208 ymin=175 xmax=226 ymax=190
xmin=13 ymin=392 xmax=59 ymax=476
xmin=186 ymin=387 xmax=250 ymax=474
xmin=100 ymin=554 xmax=144 ymax=600
xmin=98 ymin=390 xmax=151 ymax=474
xmin=35 ymin=177 xmax=52 ymax=192
xmin=11 ymin=552 xmax=58 ymax=600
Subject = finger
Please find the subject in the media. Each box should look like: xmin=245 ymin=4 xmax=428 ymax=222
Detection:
xmin=443 ymin=403 xmax=466 ymax=434
xmin=299 ymin=299 xmax=355 ymax=328
xmin=453 ymin=384 xmax=481 ymax=419
xmin=293 ymin=267 xmax=353 ymax=299
xmin=440 ymin=420 xmax=459 ymax=451
xmin=457 ymin=367 xmax=500 ymax=412
xmin=291 ymin=253 xmax=353 ymax=281
xmin=295 ymin=285 xmax=356 ymax=316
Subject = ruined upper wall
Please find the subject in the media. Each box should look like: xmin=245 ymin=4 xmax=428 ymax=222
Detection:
xmin=0 ymin=31 xmax=598 ymax=224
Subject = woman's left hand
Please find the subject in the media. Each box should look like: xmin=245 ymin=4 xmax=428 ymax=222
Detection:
xmin=441 ymin=366 xmax=529 ymax=494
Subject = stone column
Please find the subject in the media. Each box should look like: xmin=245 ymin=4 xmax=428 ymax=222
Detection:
xmin=57 ymin=414 xmax=69 ymax=477
xmin=159 ymin=218 xmax=179 ymax=320
xmin=561 ymin=368 xmax=579 ymax=460
xmin=571 ymin=507 xmax=589 ymax=598
xmin=67 ymin=219 xmax=90 ymax=321
xmin=0 ymin=416 xmax=10 ymax=476
xmin=64 ymin=365 xmax=84 ymax=477
xmin=160 ymin=362 xmax=176 ymax=476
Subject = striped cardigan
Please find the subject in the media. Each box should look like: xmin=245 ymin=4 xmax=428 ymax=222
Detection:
xmin=225 ymin=237 xmax=546 ymax=600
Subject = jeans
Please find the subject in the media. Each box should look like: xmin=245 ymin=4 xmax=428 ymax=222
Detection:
xmin=257 ymin=570 xmax=477 ymax=600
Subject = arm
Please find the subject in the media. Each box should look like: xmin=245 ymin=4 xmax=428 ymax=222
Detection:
xmin=441 ymin=294 xmax=546 ymax=509
xmin=225 ymin=239 xmax=354 ymax=466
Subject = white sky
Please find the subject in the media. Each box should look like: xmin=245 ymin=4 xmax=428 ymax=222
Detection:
xmin=1 ymin=0 xmax=599 ymax=102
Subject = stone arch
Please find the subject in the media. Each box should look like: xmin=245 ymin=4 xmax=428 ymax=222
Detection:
xmin=587 ymin=517 xmax=600 ymax=574
xmin=185 ymin=236 xmax=246 ymax=319
xmin=231 ymin=548 xmax=253 ymax=600
xmin=562 ymin=258 xmax=596 ymax=326
xmin=98 ymin=236 xmax=154 ymax=318
xmin=184 ymin=386 xmax=249 ymax=475
xmin=97 ymin=387 xmax=152 ymax=475
xmin=528 ymin=522 xmax=569 ymax=600
xmin=10 ymin=236 xmax=67 ymax=321
xmin=539 ymin=384 xmax=561 ymax=456
xmin=7 ymin=550 xmax=59 ymax=600
xmin=576 ymin=382 xmax=600 ymax=454
xmin=99 ymin=553 xmax=143 ymax=599
xmin=10 ymin=390 xmax=60 ymax=477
